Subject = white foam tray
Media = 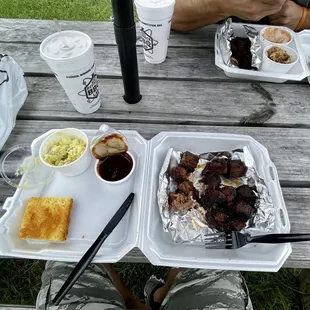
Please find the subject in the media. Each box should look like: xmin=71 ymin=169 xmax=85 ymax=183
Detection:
xmin=215 ymin=23 xmax=310 ymax=83
xmin=0 ymin=130 xmax=292 ymax=271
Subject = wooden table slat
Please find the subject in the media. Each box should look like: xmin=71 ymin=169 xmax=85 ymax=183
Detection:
xmin=21 ymin=76 xmax=310 ymax=127
xmin=2 ymin=120 xmax=310 ymax=184
xmin=1 ymin=43 xmax=226 ymax=81
xmin=0 ymin=18 xmax=216 ymax=47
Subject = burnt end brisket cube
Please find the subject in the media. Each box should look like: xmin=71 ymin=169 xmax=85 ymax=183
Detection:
xmin=227 ymin=159 xmax=248 ymax=178
xmin=236 ymin=185 xmax=257 ymax=207
xmin=180 ymin=151 xmax=199 ymax=171
xmin=201 ymin=172 xmax=221 ymax=189
xmin=220 ymin=185 xmax=236 ymax=206
xmin=214 ymin=212 xmax=227 ymax=223
xmin=170 ymin=165 xmax=188 ymax=181
xmin=177 ymin=180 xmax=197 ymax=199
xmin=206 ymin=216 xmax=218 ymax=229
xmin=199 ymin=189 xmax=227 ymax=211
xmin=203 ymin=158 xmax=228 ymax=175
xmin=204 ymin=188 xmax=226 ymax=200
xmin=200 ymin=197 xmax=217 ymax=211
xmin=230 ymin=37 xmax=253 ymax=70
xmin=229 ymin=219 xmax=247 ymax=232
xmin=168 ymin=192 xmax=188 ymax=210
xmin=235 ymin=200 xmax=255 ymax=219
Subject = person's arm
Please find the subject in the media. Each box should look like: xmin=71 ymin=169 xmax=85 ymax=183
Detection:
xmin=301 ymin=9 xmax=310 ymax=29
xmin=172 ymin=0 xmax=227 ymax=32
xmin=269 ymin=0 xmax=310 ymax=30
xmin=172 ymin=0 xmax=287 ymax=32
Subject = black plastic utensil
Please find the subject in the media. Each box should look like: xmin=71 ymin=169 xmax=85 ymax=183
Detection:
xmin=204 ymin=231 xmax=310 ymax=249
xmin=52 ymin=192 xmax=135 ymax=305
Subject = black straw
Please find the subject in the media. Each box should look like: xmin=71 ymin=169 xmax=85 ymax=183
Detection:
xmin=112 ymin=0 xmax=142 ymax=104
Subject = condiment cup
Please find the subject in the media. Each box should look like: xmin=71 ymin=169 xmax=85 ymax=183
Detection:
xmin=260 ymin=26 xmax=294 ymax=48
xmin=261 ymin=44 xmax=299 ymax=74
xmin=94 ymin=151 xmax=136 ymax=185
xmin=39 ymin=128 xmax=91 ymax=177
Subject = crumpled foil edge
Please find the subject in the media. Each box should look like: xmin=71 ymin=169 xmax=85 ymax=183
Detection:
xmin=220 ymin=18 xmax=262 ymax=70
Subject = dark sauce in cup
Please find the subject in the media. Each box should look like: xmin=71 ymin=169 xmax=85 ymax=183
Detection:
xmin=97 ymin=152 xmax=133 ymax=182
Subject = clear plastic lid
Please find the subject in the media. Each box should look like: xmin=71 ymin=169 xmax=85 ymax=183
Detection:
xmin=0 ymin=145 xmax=54 ymax=189
xmin=40 ymin=30 xmax=92 ymax=61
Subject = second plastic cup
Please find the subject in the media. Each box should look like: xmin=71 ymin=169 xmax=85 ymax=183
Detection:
xmin=135 ymin=0 xmax=176 ymax=64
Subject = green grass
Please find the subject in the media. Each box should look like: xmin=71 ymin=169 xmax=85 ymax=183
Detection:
xmin=244 ymin=269 xmax=302 ymax=310
xmin=1 ymin=0 xmax=113 ymax=21
xmin=0 ymin=259 xmax=304 ymax=309
xmin=0 ymin=259 xmax=45 ymax=304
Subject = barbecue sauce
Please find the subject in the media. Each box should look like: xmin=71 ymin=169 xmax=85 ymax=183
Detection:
xmin=97 ymin=152 xmax=133 ymax=182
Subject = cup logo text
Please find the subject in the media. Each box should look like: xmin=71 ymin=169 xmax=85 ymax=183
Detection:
xmin=140 ymin=28 xmax=158 ymax=54
xmin=78 ymin=73 xmax=99 ymax=103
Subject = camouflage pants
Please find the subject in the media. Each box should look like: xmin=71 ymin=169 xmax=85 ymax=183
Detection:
xmin=37 ymin=261 xmax=253 ymax=310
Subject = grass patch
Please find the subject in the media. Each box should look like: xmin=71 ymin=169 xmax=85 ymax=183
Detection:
xmin=0 ymin=259 xmax=45 ymax=304
xmin=0 ymin=259 xmax=303 ymax=309
xmin=244 ymin=269 xmax=302 ymax=310
xmin=114 ymin=262 xmax=169 ymax=300
xmin=1 ymin=0 xmax=113 ymax=21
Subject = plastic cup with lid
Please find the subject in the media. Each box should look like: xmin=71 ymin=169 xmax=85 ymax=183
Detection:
xmin=40 ymin=31 xmax=101 ymax=114
xmin=135 ymin=0 xmax=176 ymax=64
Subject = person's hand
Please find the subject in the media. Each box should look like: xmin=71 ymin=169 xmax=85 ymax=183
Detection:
xmin=220 ymin=0 xmax=286 ymax=21
xmin=269 ymin=0 xmax=303 ymax=30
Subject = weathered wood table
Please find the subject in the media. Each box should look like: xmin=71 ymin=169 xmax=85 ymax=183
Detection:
xmin=1 ymin=18 xmax=310 ymax=268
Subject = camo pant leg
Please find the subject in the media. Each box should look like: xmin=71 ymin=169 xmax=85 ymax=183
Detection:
xmin=161 ymin=269 xmax=253 ymax=310
xmin=36 ymin=261 xmax=125 ymax=310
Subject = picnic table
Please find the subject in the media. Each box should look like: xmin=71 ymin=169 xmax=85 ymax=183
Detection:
xmin=1 ymin=18 xmax=310 ymax=269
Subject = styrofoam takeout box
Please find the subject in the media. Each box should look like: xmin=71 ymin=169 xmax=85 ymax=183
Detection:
xmin=296 ymin=30 xmax=310 ymax=84
xmin=215 ymin=23 xmax=310 ymax=83
xmin=0 ymin=130 xmax=291 ymax=271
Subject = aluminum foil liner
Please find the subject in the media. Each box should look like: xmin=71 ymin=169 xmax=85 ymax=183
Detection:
xmin=220 ymin=18 xmax=262 ymax=69
xmin=220 ymin=18 xmax=234 ymax=67
xmin=244 ymin=25 xmax=262 ymax=69
xmin=158 ymin=147 xmax=275 ymax=243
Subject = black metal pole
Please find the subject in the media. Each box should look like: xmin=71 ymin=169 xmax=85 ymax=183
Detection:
xmin=112 ymin=0 xmax=142 ymax=104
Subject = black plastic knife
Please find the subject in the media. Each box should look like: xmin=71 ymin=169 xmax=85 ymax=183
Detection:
xmin=53 ymin=192 xmax=135 ymax=305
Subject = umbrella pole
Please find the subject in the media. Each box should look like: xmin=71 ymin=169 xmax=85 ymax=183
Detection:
xmin=112 ymin=0 xmax=142 ymax=104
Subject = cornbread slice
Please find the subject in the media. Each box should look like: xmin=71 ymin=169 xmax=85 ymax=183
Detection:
xmin=19 ymin=197 xmax=73 ymax=241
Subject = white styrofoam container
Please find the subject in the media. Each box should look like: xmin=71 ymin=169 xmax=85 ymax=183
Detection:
xmin=0 ymin=130 xmax=148 ymax=262
xmin=215 ymin=23 xmax=310 ymax=83
xmin=0 ymin=130 xmax=291 ymax=271
xmin=296 ymin=30 xmax=310 ymax=84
